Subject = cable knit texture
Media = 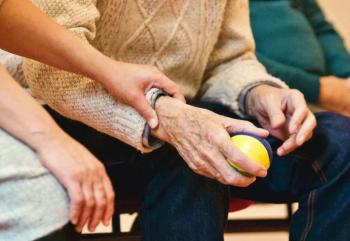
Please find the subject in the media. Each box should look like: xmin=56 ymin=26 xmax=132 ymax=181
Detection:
xmin=21 ymin=0 xmax=287 ymax=152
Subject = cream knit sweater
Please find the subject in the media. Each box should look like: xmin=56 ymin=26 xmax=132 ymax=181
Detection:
xmin=22 ymin=0 xmax=287 ymax=153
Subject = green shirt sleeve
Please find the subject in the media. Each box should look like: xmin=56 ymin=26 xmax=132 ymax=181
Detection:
xmin=301 ymin=0 xmax=350 ymax=77
xmin=257 ymin=52 xmax=320 ymax=103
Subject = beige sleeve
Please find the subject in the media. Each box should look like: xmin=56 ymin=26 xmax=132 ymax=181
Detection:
xmin=23 ymin=0 xmax=154 ymax=153
xmin=199 ymin=0 xmax=288 ymax=116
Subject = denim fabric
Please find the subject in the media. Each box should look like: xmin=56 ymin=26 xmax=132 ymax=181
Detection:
xmin=231 ymin=112 xmax=350 ymax=241
xmin=46 ymin=105 xmax=350 ymax=241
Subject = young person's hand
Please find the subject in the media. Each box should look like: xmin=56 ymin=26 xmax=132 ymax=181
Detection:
xmin=88 ymin=61 xmax=185 ymax=129
xmin=319 ymin=76 xmax=350 ymax=116
xmin=247 ymin=85 xmax=316 ymax=156
xmin=28 ymin=128 xmax=115 ymax=233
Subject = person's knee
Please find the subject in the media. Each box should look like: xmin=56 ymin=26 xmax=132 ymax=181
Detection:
xmin=314 ymin=112 xmax=350 ymax=148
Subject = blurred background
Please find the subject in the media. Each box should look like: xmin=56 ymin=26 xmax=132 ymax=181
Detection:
xmin=319 ymin=0 xmax=350 ymax=49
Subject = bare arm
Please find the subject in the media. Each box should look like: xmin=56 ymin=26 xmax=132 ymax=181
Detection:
xmin=0 ymin=0 xmax=104 ymax=81
xmin=0 ymin=0 xmax=183 ymax=128
xmin=0 ymin=65 xmax=115 ymax=232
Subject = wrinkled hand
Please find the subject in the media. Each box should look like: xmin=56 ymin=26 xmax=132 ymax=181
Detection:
xmin=247 ymin=85 xmax=316 ymax=156
xmin=151 ymin=96 xmax=269 ymax=187
xmin=98 ymin=62 xmax=185 ymax=128
xmin=30 ymin=129 xmax=115 ymax=233
xmin=319 ymin=76 xmax=350 ymax=116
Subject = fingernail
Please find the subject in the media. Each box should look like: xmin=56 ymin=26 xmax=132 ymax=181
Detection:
xmin=104 ymin=219 xmax=111 ymax=226
xmin=258 ymin=169 xmax=267 ymax=177
xmin=149 ymin=118 xmax=158 ymax=129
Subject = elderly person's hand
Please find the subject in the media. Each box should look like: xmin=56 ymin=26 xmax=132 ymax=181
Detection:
xmin=246 ymin=85 xmax=317 ymax=156
xmin=319 ymin=76 xmax=350 ymax=116
xmin=27 ymin=128 xmax=115 ymax=233
xmin=151 ymin=97 xmax=269 ymax=187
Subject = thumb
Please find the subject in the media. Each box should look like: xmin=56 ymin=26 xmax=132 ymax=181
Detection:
xmin=133 ymin=97 xmax=159 ymax=129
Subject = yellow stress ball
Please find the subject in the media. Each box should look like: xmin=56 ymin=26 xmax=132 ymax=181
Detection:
xmin=228 ymin=133 xmax=273 ymax=177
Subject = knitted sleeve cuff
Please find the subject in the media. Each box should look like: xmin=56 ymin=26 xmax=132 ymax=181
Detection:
xmin=238 ymin=81 xmax=283 ymax=117
xmin=142 ymin=88 xmax=167 ymax=150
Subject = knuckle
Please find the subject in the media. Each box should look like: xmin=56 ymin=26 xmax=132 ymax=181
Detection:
xmin=68 ymin=170 xmax=83 ymax=181
xmin=107 ymin=192 xmax=115 ymax=202
xmin=291 ymin=89 xmax=304 ymax=98
xmin=97 ymin=198 xmax=107 ymax=207
xmin=147 ymin=65 xmax=159 ymax=74
xmin=225 ymin=175 xmax=237 ymax=184
xmin=96 ymin=163 xmax=107 ymax=173
xmin=86 ymin=198 xmax=95 ymax=208
xmin=128 ymin=91 xmax=140 ymax=101
xmin=73 ymin=196 xmax=84 ymax=206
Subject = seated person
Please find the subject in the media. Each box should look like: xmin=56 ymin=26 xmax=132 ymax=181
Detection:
xmin=0 ymin=0 xmax=182 ymax=240
xmin=250 ymin=0 xmax=350 ymax=116
xmin=4 ymin=1 xmax=350 ymax=241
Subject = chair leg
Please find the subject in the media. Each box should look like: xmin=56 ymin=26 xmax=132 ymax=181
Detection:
xmin=287 ymin=202 xmax=293 ymax=222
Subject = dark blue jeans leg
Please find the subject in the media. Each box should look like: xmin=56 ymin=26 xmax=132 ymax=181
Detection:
xmin=230 ymin=112 xmax=350 ymax=241
xmin=289 ymin=112 xmax=350 ymax=241
xmin=140 ymin=146 xmax=229 ymax=241
xmin=46 ymin=106 xmax=229 ymax=241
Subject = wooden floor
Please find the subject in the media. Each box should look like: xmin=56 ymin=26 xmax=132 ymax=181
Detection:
xmin=84 ymin=203 xmax=295 ymax=241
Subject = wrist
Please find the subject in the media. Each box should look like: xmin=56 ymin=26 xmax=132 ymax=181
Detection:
xmin=319 ymin=76 xmax=333 ymax=104
xmin=246 ymin=85 xmax=274 ymax=116
xmin=151 ymin=96 xmax=187 ymax=140
xmin=24 ymin=124 xmax=67 ymax=153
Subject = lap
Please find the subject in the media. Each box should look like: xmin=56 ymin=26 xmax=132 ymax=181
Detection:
xmin=231 ymin=112 xmax=350 ymax=203
xmin=46 ymin=105 xmax=350 ymax=204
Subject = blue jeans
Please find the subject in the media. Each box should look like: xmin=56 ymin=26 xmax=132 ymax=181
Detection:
xmin=231 ymin=111 xmax=350 ymax=241
xmin=47 ymin=104 xmax=350 ymax=241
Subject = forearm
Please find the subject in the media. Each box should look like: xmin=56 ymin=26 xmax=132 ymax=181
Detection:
xmin=0 ymin=0 xmax=110 ymax=84
xmin=0 ymin=65 xmax=64 ymax=150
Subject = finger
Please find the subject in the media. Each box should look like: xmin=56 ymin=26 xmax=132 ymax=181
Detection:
xmin=88 ymin=181 xmax=107 ymax=231
xmin=288 ymin=106 xmax=308 ymax=134
xmin=153 ymin=77 xmax=186 ymax=103
xmin=207 ymin=148 xmax=256 ymax=186
xmin=219 ymin=137 xmax=268 ymax=178
xmin=266 ymin=103 xmax=286 ymax=129
xmin=296 ymin=112 xmax=316 ymax=146
xmin=76 ymin=182 xmax=95 ymax=232
xmin=277 ymin=134 xmax=298 ymax=156
xmin=198 ymin=147 xmax=226 ymax=180
xmin=185 ymin=150 xmax=217 ymax=179
xmin=102 ymin=177 xmax=115 ymax=226
xmin=223 ymin=118 xmax=269 ymax=137
xmin=66 ymin=182 xmax=84 ymax=225
xmin=132 ymin=96 xmax=159 ymax=129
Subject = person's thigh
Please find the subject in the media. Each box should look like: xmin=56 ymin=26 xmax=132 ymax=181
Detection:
xmin=0 ymin=129 xmax=71 ymax=241
xmin=46 ymin=105 xmax=230 ymax=241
